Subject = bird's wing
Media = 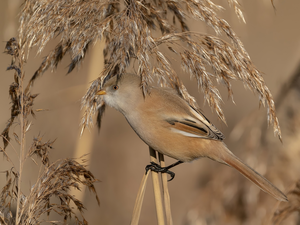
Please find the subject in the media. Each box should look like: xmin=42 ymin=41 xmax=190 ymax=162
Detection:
xmin=165 ymin=115 xmax=224 ymax=141
xmin=188 ymin=105 xmax=224 ymax=141
xmin=156 ymin=92 xmax=224 ymax=141
xmin=150 ymin=87 xmax=224 ymax=141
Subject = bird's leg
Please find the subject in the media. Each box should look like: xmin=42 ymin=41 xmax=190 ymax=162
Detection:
xmin=145 ymin=160 xmax=183 ymax=181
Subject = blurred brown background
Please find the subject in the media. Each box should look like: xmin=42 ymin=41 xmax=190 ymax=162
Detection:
xmin=1 ymin=0 xmax=300 ymax=224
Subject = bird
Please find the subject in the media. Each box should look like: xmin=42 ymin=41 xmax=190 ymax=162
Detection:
xmin=96 ymin=73 xmax=288 ymax=202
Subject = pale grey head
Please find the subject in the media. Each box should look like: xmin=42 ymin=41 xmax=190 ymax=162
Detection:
xmin=96 ymin=74 xmax=143 ymax=114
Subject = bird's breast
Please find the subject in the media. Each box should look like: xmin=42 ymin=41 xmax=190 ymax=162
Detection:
xmin=124 ymin=110 xmax=216 ymax=162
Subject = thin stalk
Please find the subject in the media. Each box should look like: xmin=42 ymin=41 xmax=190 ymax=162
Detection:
xmin=158 ymin=153 xmax=173 ymax=225
xmin=16 ymin=73 xmax=25 ymax=225
xmin=131 ymin=170 xmax=150 ymax=225
xmin=149 ymin=147 xmax=165 ymax=225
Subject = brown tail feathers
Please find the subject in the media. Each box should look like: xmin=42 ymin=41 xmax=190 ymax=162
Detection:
xmin=218 ymin=148 xmax=288 ymax=202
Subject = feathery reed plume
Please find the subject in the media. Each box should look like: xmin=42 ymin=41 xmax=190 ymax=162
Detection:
xmin=13 ymin=0 xmax=280 ymax=138
xmin=28 ymin=136 xmax=56 ymax=167
xmin=18 ymin=157 xmax=99 ymax=225
xmin=2 ymin=38 xmax=23 ymax=151
xmin=0 ymin=152 xmax=99 ymax=225
xmin=1 ymin=134 xmax=99 ymax=224
xmin=0 ymin=168 xmax=18 ymax=225
xmin=74 ymin=0 xmax=278 ymax=140
xmin=1 ymin=23 xmax=99 ymax=225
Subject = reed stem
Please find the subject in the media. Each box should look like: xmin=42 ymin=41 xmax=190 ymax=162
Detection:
xmin=158 ymin=153 xmax=173 ymax=225
xmin=149 ymin=147 xmax=165 ymax=225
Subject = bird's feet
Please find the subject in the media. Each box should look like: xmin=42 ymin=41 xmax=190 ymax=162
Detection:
xmin=145 ymin=162 xmax=175 ymax=181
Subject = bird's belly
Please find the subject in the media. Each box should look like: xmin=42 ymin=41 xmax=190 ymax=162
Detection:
xmin=126 ymin=115 xmax=213 ymax=162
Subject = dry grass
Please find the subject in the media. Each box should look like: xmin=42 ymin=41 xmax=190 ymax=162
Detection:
xmin=6 ymin=0 xmax=278 ymax=138
xmin=75 ymin=0 xmax=281 ymax=141
xmin=1 ymin=30 xmax=99 ymax=225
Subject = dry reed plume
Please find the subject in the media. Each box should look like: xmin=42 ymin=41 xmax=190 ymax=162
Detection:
xmin=10 ymin=0 xmax=280 ymax=138
xmin=1 ymin=24 xmax=99 ymax=225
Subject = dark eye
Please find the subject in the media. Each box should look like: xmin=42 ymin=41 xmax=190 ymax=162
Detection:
xmin=113 ymin=85 xmax=119 ymax=90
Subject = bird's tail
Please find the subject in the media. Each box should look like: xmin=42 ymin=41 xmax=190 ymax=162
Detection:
xmin=214 ymin=147 xmax=288 ymax=202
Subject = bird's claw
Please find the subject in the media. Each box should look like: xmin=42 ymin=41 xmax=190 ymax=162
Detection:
xmin=145 ymin=162 xmax=175 ymax=181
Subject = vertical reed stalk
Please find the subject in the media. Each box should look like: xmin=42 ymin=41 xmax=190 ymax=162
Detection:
xmin=149 ymin=147 xmax=165 ymax=225
xmin=131 ymin=170 xmax=150 ymax=225
xmin=15 ymin=59 xmax=24 ymax=225
xmin=158 ymin=153 xmax=173 ymax=225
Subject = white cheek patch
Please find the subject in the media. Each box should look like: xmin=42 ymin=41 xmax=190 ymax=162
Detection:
xmin=104 ymin=95 xmax=116 ymax=108
xmin=170 ymin=128 xmax=202 ymax=138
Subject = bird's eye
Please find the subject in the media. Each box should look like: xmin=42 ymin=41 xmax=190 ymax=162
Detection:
xmin=113 ymin=85 xmax=119 ymax=90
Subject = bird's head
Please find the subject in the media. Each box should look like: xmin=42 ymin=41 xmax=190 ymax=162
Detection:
xmin=96 ymin=74 xmax=143 ymax=113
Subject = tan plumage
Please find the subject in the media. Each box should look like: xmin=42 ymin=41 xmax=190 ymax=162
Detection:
xmin=97 ymin=73 xmax=287 ymax=202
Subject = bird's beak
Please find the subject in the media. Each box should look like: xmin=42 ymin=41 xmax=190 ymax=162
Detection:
xmin=96 ymin=90 xmax=106 ymax=95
